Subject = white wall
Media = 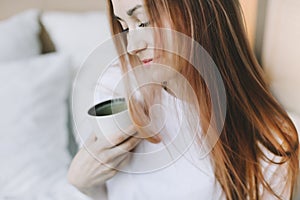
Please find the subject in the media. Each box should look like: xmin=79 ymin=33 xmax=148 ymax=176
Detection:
xmin=262 ymin=0 xmax=300 ymax=115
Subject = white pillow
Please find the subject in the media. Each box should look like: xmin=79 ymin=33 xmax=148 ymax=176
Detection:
xmin=0 ymin=54 xmax=90 ymax=199
xmin=0 ymin=10 xmax=41 ymax=61
xmin=41 ymin=11 xmax=111 ymax=71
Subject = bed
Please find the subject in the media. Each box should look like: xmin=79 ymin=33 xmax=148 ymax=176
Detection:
xmin=0 ymin=0 xmax=299 ymax=199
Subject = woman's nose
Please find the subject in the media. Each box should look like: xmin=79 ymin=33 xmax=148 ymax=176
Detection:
xmin=126 ymin=30 xmax=148 ymax=55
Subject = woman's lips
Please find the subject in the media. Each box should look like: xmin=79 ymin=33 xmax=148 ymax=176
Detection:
xmin=142 ymin=58 xmax=153 ymax=64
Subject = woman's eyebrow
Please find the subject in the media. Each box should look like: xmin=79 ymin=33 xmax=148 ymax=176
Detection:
xmin=114 ymin=4 xmax=143 ymax=20
xmin=126 ymin=5 xmax=142 ymax=16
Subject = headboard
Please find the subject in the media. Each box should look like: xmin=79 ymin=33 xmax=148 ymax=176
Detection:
xmin=0 ymin=0 xmax=105 ymax=20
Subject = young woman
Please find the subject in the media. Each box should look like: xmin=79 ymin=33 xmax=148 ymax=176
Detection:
xmin=68 ymin=0 xmax=299 ymax=199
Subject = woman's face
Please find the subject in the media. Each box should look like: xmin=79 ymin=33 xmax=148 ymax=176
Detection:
xmin=112 ymin=0 xmax=180 ymax=85
xmin=112 ymin=0 xmax=154 ymax=65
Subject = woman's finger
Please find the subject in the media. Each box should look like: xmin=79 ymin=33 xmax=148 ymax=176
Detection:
xmin=103 ymin=153 xmax=131 ymax=171
xmin=117 ymin=136 xmax=141 ymax=152
xmin=107 ymin=136 xmax=141 ymax=159
xmin=111 ymin=153 xmax=129 ymax=168
xmin=98 ymin=125 xmax=138 ymax=148
xmin=102 ymin=168 xmax=118 ymax=180
xmin=115 ymin=153 xmax=132 ymax=170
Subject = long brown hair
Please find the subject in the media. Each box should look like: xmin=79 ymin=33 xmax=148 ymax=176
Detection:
xmin=106 ymin=0 xmax=299 ymax=199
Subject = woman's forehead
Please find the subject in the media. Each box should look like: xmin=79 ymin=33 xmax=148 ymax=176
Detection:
xmin=111 ymin=0 xmax=144 ymax=17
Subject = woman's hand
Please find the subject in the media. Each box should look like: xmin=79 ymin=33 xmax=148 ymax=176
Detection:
xmin=67 ymin=125 xmax=141 ymax=195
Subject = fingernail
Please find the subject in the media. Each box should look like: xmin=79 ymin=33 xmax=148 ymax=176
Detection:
xmin=153 ymin=134 xmax=162 ymax=143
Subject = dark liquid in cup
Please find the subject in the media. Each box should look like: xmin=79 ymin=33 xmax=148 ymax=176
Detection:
xmin=88 ymin=98 xmax=127 ymax=116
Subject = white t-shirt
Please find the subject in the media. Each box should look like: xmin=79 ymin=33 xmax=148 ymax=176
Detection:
xmin=105 ymin=89 xmax=225 ymax=200
xmin=97 ymin=65 xmax=300 ymax=200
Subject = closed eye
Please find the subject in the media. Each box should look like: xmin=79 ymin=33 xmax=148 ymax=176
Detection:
xmin=122 ymin=27 xmax=129 ymax=33
xmin=120 ymin=21 xmax=150 ymax=33
xmin=138 ymin=21 xmax=150 ymax=28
